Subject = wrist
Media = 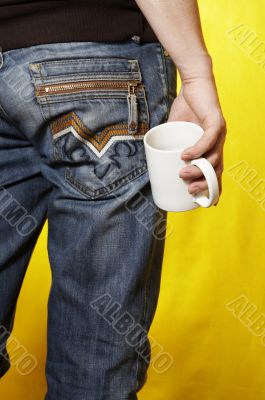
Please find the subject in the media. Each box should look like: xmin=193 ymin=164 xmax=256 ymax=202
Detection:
xmin=175 ymin=52 xmax=214 ymax=82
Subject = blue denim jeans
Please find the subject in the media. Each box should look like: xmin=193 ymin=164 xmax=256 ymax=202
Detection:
xmin=0 ymin=39 xmax=176 ymax=399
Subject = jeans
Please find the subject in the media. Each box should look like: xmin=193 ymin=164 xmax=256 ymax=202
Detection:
xmin=0 ymin=39 xmax=176 ymax=399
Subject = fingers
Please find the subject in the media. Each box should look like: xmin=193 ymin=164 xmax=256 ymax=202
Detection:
xmin=181 ymin=117 xmax=226 ymax=161
xmin=179 ymin=150 xmax=221 ymax=180
xmin=179 ymin=121 xmax=226 ymax=196
xmin=181 ymin=126 xmax=219 ymax=161
xmin=177 ymin=114 xmax=226 ymax=204
xmin=187 ymin=162 xmax=223 ymax=195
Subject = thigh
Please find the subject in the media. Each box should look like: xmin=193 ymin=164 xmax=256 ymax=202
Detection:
xmin=0 ymin=112 xmax=51 ymax=377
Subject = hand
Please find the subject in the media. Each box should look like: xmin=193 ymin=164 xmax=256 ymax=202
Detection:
xmin=168 ymin=73 xmax=227 ymax=205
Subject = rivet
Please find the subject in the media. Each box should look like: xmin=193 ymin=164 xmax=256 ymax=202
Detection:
xmin=130 ymin=121 xmax=137 ymax=129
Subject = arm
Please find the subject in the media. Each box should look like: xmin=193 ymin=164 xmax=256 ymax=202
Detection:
xmin=135 ymin=0 xmax=227 ymax=201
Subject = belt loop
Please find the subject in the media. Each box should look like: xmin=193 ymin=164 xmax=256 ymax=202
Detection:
xmin=0 ymin=47 xmax=3 ymax=70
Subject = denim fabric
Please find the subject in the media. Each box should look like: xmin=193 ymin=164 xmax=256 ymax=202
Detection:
xmin=0 ymin=40 xmax=176 ymax=399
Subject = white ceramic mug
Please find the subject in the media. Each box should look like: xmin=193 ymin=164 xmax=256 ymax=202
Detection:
xmin=143 ymin=121 xmax=219 ymax=212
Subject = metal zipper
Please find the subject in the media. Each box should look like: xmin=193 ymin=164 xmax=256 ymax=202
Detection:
xmin=36 ymin=80 xmax=142 ymax=134
xmin=35 ymin=80 xmax=142 ymax=96
xmin=127 ymin=82 xmax=138 ymax=133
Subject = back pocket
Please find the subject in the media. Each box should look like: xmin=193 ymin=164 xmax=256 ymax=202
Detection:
xmin=30 ymin=57 xmax=150 ymax=199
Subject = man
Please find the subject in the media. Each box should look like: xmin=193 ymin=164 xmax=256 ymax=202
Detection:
xmin=0 ymin=0 xmax=226 ymax=398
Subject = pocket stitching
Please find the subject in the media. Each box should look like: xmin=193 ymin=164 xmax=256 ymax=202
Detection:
xmin=65 ymin=163 xmax=147 ymax=199
xmin=38 ymin=90 xmax=146 ymax=105
xmin=159 ymin=45 xmax=170 ymax=120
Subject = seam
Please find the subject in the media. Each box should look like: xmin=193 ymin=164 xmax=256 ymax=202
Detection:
xmin=0 ymin=103 xmax=30 ymax=142
xmin=65 ymin=163 xmax=147 ymax=200
xmin=135 ymin=283 xmax=149 ymax=388
xmin=158 ymin=44 xmax=170 ymax=120
xmin=38 ymin=57 xmax=139 ymax=66
xmin=142 ymin=86 xmax=150 ymax=127
xmin=29 ymin=64 xmax=60 ymax=161
xmin=39 ymin=64 xmax=52 ymax=120
xmin=37 ymin=73 xmax=141 ymax=85
xmin=36 ymin=90 xmax=146 ymax=105
xmin=51 ymin=114 xmax=148 ymax=152
xmin=38 ymin=64 xmax=60 ymax=161
xmin=29 ymin=64 xmax=49 ymax=123
xmin=164 ymin=57 xmax=177 ymax=108
xmin=135 ymin=240 xmax=154 ymax=389
xmin=39 ymin=71 xmax=138 ymax=78
xmin=0 ymin=102 xmax=16 ymax=125
xmin=134 ymin=202 xmax=166 ymax=389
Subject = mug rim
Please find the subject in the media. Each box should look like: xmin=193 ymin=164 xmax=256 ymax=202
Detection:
xmin=143 ymin=120 xmax=204 ymax=153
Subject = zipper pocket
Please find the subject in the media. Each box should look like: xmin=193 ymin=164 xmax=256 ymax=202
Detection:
xmin=36 ymin=80 xmax=143 ymax=134
xmin=35 ymin=80 xmax=143 ymax=96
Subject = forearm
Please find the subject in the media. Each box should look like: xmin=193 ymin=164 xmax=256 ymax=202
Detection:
xmin=135 ymin=0 xmax=213 ymax=80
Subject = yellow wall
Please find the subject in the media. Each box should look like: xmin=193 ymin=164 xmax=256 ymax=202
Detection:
xmin=1 ymin=0 xmax=265 ymax=398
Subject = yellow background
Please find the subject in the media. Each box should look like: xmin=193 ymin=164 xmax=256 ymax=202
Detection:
xmin=1 ymin=0 xmax=265 ymax=398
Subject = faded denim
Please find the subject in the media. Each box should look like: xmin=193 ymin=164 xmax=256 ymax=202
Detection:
xmin=0 ymin=39 xmax=176 ymax=399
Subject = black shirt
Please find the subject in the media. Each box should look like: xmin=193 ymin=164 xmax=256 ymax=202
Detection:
xmin=0 ymin=0 xmax=159 ymax=52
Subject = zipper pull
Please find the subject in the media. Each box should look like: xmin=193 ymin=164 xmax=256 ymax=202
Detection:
xmin=127 ymin=82 xmax=138 ymax=134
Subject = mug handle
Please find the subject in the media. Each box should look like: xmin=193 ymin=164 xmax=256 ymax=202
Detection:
xmin=190 ymin=158 xmax=219 ymax=207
